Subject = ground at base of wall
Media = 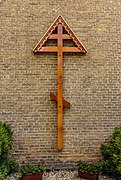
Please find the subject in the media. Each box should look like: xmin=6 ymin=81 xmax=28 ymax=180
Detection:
xmin=4 ymin=171 xmax=115 ymax=180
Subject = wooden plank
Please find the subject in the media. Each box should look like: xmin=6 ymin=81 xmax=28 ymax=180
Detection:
xmin=50 ymin=92 xmax=57 ymax=101
xmin=62 ymin=34 xmax=71 ymax=39
xmin=35 ymin=47 xmax=58 ymax=52
xmin=34 ymin=46 xmax=81 ymax=53
xmin=48 ymin=34 xmax=58 ymax=39
xmin=50 ymin=92 xmax=70 ymax=109
xmin=49 ymin=34 xmax=71 ymax=40
xmin=63 ymin=98 xmax=70 ymax=109
xmin=63 ymin=47 xmax=81 ymax=52
xmin=57 ymin=23 xmax=63 ymax=151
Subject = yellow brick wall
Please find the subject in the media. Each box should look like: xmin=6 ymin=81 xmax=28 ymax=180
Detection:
xmin=0 ymin=0 xmax=121 ymax=168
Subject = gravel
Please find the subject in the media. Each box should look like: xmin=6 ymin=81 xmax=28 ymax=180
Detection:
xmin=4 ymin=171 xmax=115 ymax=180
xmin=43 ymin=170 xmax=80 ymax=180
xmin=4 ymin=173 xmax=21 ymax=180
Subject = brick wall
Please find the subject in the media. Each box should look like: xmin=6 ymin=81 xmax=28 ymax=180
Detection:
xmin=0 ymin=0 xmax=121 ymax=168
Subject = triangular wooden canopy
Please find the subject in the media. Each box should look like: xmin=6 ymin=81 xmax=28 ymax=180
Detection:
xmin=33 ymin=15 xmax=87 ymax=151
xmin=33 ymin=15 xmax=87 ymax=53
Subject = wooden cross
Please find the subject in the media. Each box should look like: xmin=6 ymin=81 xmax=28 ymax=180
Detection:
xmin=33 ymin=15 xmax=87 ymax=151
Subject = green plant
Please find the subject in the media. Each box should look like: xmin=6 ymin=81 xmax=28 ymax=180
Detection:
xmin=21 ymin=164 xmax=45 ymax=175
xmin=100 ymin=127 xmax=121 ymax=179
xmin=0 ymin=122 xmax=18 ymax=179
xmin=6 ymin=159 xmax=18 ymax=174
xmin=0 ymin=122 xmax=12 ymax=160
xmin=77 ymin=160 xmax=89 ymax=172
xmin=77 ymin=160 xmax=100 ymax=174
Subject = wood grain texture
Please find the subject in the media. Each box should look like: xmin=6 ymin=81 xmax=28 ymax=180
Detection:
xmin=57 ymin=23 xmax=63 ymax=151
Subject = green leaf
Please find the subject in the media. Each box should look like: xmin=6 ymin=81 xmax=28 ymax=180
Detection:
xmin=100 ymin=126 xmax=121 ymax=178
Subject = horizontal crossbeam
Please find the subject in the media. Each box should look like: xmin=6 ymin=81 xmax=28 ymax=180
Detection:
xmin=50 ymin=92 xmax=70 ymax=109
xmin=34 ymin=46 xmax=82 ymax=53
xmin=48 ymin=34 xmax=71 ymax=40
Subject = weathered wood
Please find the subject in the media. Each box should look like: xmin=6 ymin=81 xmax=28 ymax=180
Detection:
xmin=50 ymin=92 xmax=70 ymax=109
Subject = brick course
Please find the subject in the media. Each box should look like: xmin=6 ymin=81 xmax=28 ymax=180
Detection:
xmin=0 ymin=0 xmax=121 ymax=168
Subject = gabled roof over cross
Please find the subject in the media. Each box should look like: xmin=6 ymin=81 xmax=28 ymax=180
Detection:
xmin=33 ymin=15 xmax=87 ymax=54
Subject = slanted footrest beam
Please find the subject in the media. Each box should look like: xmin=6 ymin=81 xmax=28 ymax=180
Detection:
xmin=50 ymin=92 xmax=70 ymax=109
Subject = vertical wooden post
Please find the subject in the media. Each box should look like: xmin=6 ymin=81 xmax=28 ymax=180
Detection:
xmin=57 ymin=23 xmax=63 ymax=151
